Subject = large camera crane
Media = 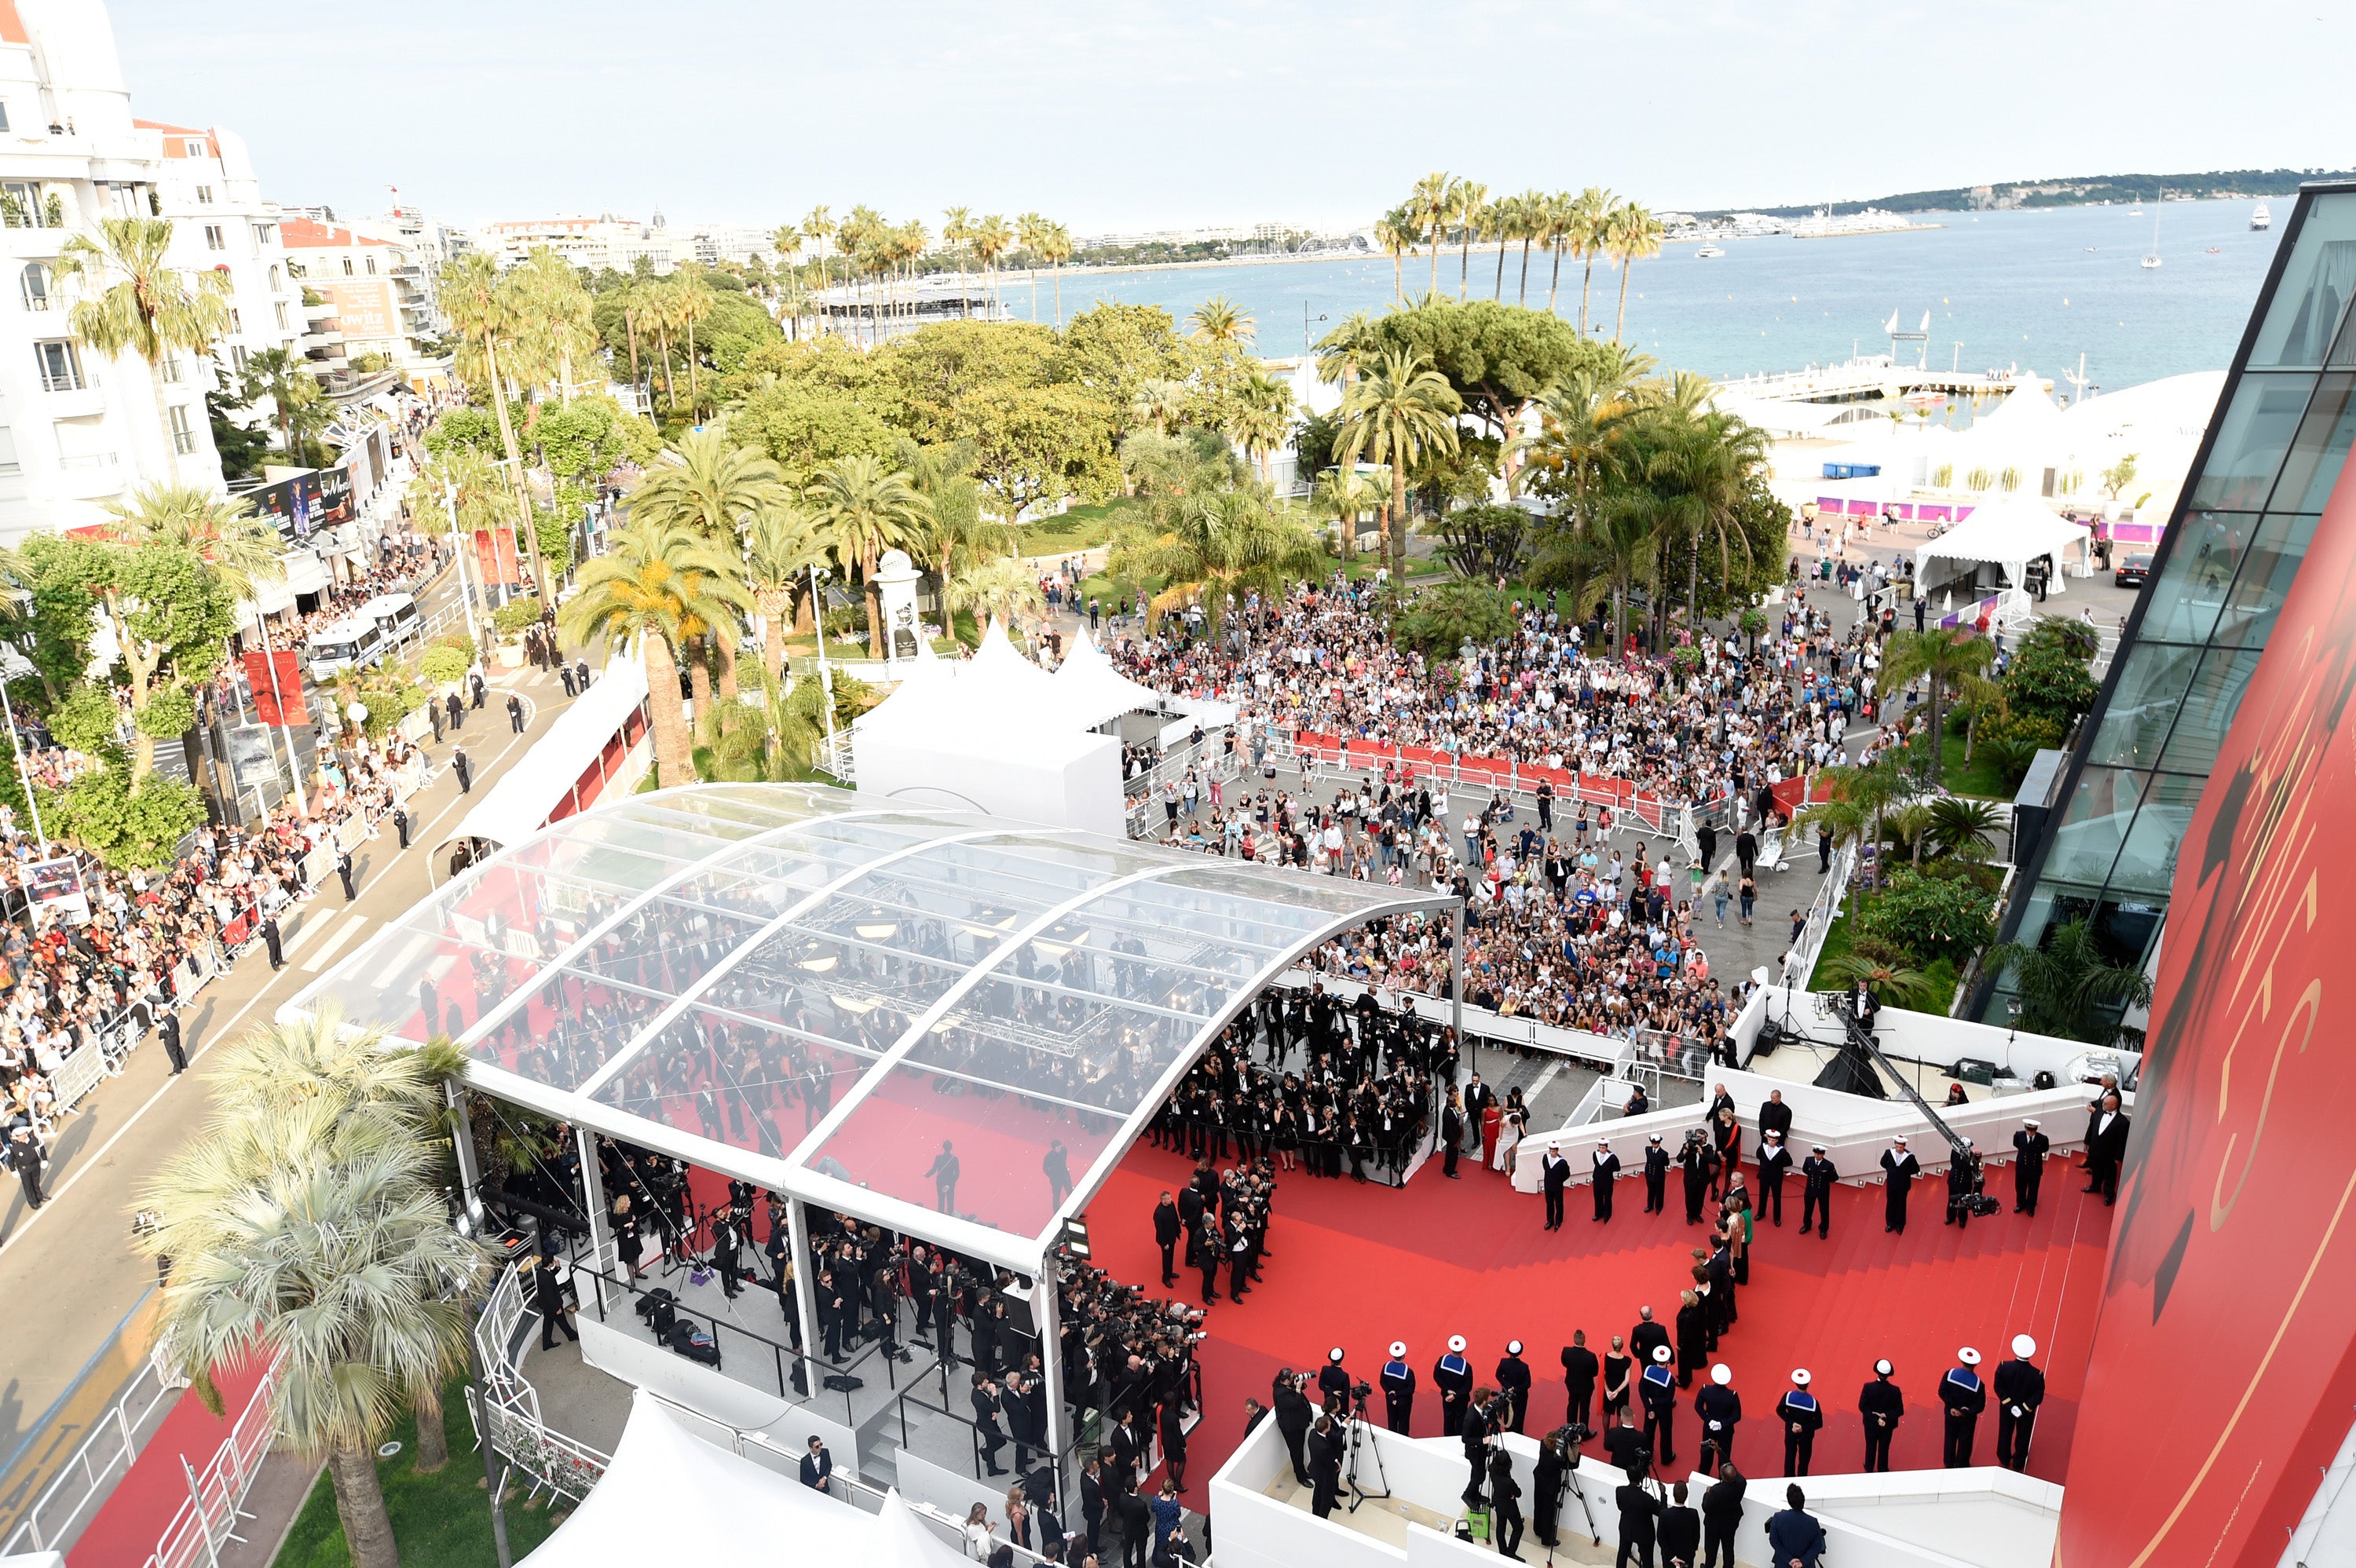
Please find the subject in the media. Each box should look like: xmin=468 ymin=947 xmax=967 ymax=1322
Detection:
xmin=1824 ymin=993 xmax=1974 ymax=1163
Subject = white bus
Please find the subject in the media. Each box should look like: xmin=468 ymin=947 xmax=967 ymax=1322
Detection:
xmin=305 ymin=618 xmax=386 ymax=681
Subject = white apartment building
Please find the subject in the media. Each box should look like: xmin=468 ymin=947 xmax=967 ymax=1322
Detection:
xmin=137 ymin=119 xmax=303 ymax=386
xmin=0 ymin=0 xmax=227 ymax=543
xmin=481 ymin=211 xmax=690 ymax=275
xmin=280 ymin=215 xmax=444 ymax=389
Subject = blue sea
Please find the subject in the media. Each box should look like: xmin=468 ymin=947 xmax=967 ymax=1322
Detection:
xmin=1012 ymin=198 xmax=2284 ymax=394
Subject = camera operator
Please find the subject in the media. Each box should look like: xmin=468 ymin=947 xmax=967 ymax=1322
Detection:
xmin=1615 ymin=1469 xmax=1663 ymax=1568
xmin=1532 ymin=1425 xmax=1579 ymax=1550
xmin=1945 ymin=1139 xmax=1988 ymax=1229
xmin=1461 ymin=1385 xmax=1498 ymax=1506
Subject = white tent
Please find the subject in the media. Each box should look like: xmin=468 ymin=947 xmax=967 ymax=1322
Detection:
xmin=1915 ymin=495 xmax=2092 ymax=594
xmin=1049 ymin=627 xmax=1165 ymax=730
xmin=523 ymin=1390 xmax=970 ymax=1568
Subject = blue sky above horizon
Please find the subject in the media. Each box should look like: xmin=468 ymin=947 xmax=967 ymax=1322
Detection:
xmin=110 ymin=0 xmax=2356 ymax=236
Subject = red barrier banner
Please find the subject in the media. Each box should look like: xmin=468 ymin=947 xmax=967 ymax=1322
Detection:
xmin=240 ymin=649 xmax=307 ymax=726
xmin=474 ymin=527 xmax=519 ymax=585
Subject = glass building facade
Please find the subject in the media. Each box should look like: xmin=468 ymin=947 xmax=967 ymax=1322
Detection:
xmin=1984 ymin=182 xmax=2356 ymax=1018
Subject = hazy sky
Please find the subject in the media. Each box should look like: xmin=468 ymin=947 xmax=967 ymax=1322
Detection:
xmin=111 ymin=0 xmax=2356 ymax=236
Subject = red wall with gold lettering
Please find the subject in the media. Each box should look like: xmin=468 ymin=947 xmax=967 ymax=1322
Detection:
xmin=2056 ymin=464 xmax=2356 ymax=1563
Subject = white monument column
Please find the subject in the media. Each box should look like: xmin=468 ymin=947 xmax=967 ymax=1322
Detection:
xmin=874 ymin=548 xmax=923 ymax=671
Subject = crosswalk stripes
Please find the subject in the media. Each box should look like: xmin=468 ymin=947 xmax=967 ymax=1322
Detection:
xmin=300 ymin=914 xmax=371 ymax=973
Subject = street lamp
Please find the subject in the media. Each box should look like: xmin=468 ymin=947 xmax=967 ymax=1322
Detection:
xmin=1303 ymin=305 xmax=1327 ymax=356
xmin=808 ymin=564 xmax=837 ymax=750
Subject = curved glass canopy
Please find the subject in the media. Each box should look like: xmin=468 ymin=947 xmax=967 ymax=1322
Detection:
xmin=288 ymin=783 xmax=1457 ymax=1271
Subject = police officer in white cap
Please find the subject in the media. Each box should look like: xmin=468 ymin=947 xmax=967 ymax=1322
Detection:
xmin=1940 ymin=1347 xmax=1988 ymax=1467
xmin=1858 ymin=1358 xmax=1903 ymax=1472
xmin=1776 ymin=1369 xmax=1824 ymax=1476
xmin=1593 ymin=1139 xmax=1622 ymax=1222
xmin=1695 ymin=1362 xmax=1742 ymax=1476
xmin=1381 ymin=1340 xmax=1417 ymax=1433
xmin=1435 ymin=1335 xmax=1474 ymax=1436
xmin=1312 ymin=1347 xmax=1350 ymax=1416
xmin=1497 ymin=1340 xmax=1533 ymax=1432
xmin=1994 ymin=1335 xmax=2045 ymax=1471
xmin=1644 ymin=1131 xmax=1670 ymax=1213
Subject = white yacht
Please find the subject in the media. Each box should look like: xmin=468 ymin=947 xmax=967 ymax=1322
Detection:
xmin=1696 ymin=244 xmax=1725 ymax=258
xmin=2252 ymin=202 xmax=2273 ymax=231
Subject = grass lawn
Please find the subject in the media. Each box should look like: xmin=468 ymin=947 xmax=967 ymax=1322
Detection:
xmin=275 ymin=1382 xmax=564 ymax=1568
xmin=1934 ymin=734 xmax=2018 ymax=800
xmin=1805 ymin=899 xmax=1963 ymax=1014
xmin=1015 ymin=499 xmax=1138 ymax=555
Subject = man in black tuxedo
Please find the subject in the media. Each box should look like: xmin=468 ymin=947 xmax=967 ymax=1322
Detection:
xmin=2011 ymin=1119 xmax=2050 ymax=1215
xmin=2086 ymin=1092 xmax=2130 ymax=1204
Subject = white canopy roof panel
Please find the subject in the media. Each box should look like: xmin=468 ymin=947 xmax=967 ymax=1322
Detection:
xmin=288 ymin=781 xmax=1454 ymax=1273
xmin=444 ymin=653 xmax=651 ymax=854
xmin=1915 ymin=495 xmax=2091 ymax=578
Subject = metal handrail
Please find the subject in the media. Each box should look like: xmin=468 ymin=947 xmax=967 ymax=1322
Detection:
xmin=141 ymin=1357 xmax=281 ymax=1568
xmin=0 ymin=1353 xmax=179 ymax=1555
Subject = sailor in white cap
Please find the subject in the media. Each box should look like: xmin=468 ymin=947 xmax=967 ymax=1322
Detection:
xmin=1859 ymin=1358 xmax=1904 ymax=1471
xmin=1941 ymin=1347 xmax=1988 ymax=1467
xmin=1640 ymin=1344 xmax=1680 ymax=1466
xmin=1435 ymin=1336 xmax=1474 ymax=1435
xmin=2012 ymin=1117 xmax=2051 ymax=1215
xmin=1696 ymin=1361 xmax=1743 ymax=1475
xmin=1801 ymin=1142 xmax=1838 ymax=1238
xmin=1319 ymin=1346 xmax=1352 ymax=1414
xmin=1644 ymin=1131 xmax=1670 ymax=1213
xmin=1381 ymin=1340 xmax=1417 ymax=1434
xmin=1593 ymin=1138 xmax=1622 ymax=1223
xmin=1498 ymin=1340 xmax=1534 ymax=1432
xmin=1540 ymin=1140 xmax=1571 ymax=1230
xmin=1776 ymin=1369 xmax=1823 ymax=1475
xmin=1758 ymin=1128 xmax=1792 ymax=1226
xmin=1880 ymin=1134 xmax=1920 ymax=1234
xmin=1994 ymin=1335 xmax=2045 ymax=1471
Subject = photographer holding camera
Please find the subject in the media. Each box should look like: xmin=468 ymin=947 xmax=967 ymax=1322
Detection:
xmin=1945 ymin=1139 xmax=1998 ymax=1228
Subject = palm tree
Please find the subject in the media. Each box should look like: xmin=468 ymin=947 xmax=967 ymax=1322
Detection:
xmin=1570 ymin=186 xmax=1615 ymax=334
xmin=1333 ymin=348 xmax=1464 ymax=576
xmin=1309 ymin=466 xmax=1385 ymax=561
xmin=1796 ymin=755 xmax=1913 ymax=888
xmin=941 ymin=207 xmax=974 ymax=316
xmin=1188 ymin=296 xmax=1255 ymax=347
xmin=1453 ymin=180 xmax=1489 ymax=298
xmin=232 ymin=346 xmax=330 ymax=462
xmin=675 ymin=271 xmax=716 ymax=408
xmin=55 ymin=217 xmax=230 ymax=481
xmin=1540 ymin=192 xmax=1576 ymax=313
xmin=1037 ymin=221 xmax=1074 ymax=327
xmin=560 ymin=519 xmax=752 ymax=784
xmin=946 ymin=557 xmax=1047 ymax=631
xmin=137 ymin=1013 xmax=488 ymax=1568
xmin=744 ymin=499 xmax=825 ymax=685
xmin=1510 ymin=189 xmax=1547 ymax=305
xmin=1819 ymin=950 xmax=1940 ymax=1010
xmin=510 ymin=247 xmax=594 ymax=403
xmin=628 ymin=425 xmax=788 ymax=541
xmin=899 ymin=437 xmax=999 ymax=623
xmin=1109 ymin=487 xmax=1323 ymax=631
xmin=1609 ymin=200 xmax=1666 ymax=342
xmin=1984 ymin=919 xmax=2155 ymax=1045
xmin=106 ymin=484 xmax=282 ymax=606
xmin=1017 ymin=212 xmax=1050 ymax=321
xmin=1130 ymin=378 xmax=1189 ymax=439
xmin=1227 ymin=372 xmax=1295 ymax=485
xmin=1375 ymin=206 xmax=1418 ymax=302
xmin=1487 ymin=197 xmax=1516 ymax=298
xmin=438 ymin=252 xmax=544 ymax=590
xmin=1411 ymin=172 xmax=1454 ymax=296
xmin=1880 ymin=627 xmax=1997 ymax=784
xmin=810 ymin=455 xmax=932 ymax=658
xmin=971 ymin=214 xmax=1013 ymax=316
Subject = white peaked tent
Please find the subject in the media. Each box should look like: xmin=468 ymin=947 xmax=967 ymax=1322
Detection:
xmin=1915 ymin=494 xmax=2093 ymax=594
xmin=1051 ymin=627 xmax=1165 ymax=730
xmin=522 ymin=1391 xmax=971 ymax=1568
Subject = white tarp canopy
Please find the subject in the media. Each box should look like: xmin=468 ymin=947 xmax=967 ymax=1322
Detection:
xmin=1915 ymin=495 xmax=2092 ymax=590
xmin=522 ymin=1390 xmax=971 ymax=1568
xmin=442 ymin=651 xmax=649 ymax=854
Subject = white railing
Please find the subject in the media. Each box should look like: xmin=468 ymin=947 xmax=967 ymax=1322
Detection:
xmin=1780 ymin=839 xmax=1857 ymax=990
xmin=468 ymin=1260 xmax=606 ymax=1505
xmin=143 ymin=1358 xmax=281 ymax=1568
xmin=1 ymin=1351 xmax=182 ymax=1557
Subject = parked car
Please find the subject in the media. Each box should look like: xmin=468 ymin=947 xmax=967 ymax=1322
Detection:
xmin=2114 ymin=553 xmax=2153 ymax=588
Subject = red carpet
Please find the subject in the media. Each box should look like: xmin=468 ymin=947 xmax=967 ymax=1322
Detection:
xmin=68 ymin=1354 xmax=270 ymax=1568
xmin=1086 ymin=1141 xmax=2109 ymax=1492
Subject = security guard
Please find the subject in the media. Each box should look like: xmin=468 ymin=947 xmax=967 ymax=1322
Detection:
xmin=1319 ymin=1347 xmax=1353 ymax=1415
xmin=1694 ymin=1363 xmax=1742 ymax=1477
xmin=1644 ymin=1133 xmax=1670 ymax=1213
xmin=1993 ymin=1335 xmax=2045 ymax=1472
xmin=2011 ymin=1120 xmax=2050 ymax=1216
xmin=1801 ymin=1144 xmax=1838 ymax=1238
xmin=1541 ymin=1142 xmax=1571 ymax=1230
xmin=1940 ymin=1347 xmax=1988 ymax=1467
xmin=1858 ymin=1359 xmax=1904 ymax=1472
xmin=1757 ymin=1130 xmax=1791 ymax=1226
xmin=1381 ymin=1341 xmax=1417 ymax=1434
xmin=1497 ymin=1340 xmax=1534 ymax=1434
xmin=1640 ymin=1345 xmax=1679 ymax=1467
xmin=1776 ymin=1370 xmax=1824 ymax=1476
xmin=1435 ymin=1336 xmax=1475 ymax=1437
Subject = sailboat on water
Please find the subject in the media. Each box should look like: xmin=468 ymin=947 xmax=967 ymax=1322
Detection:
xmin=2141 ymin=199 xmax=2162 ymax=269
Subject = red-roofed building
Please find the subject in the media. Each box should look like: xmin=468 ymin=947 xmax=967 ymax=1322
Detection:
xmin=281 ymin=214 xmax=445 ymax=388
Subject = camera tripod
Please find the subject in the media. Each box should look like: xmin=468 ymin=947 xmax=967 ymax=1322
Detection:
xmin=1343 ymin=1394 xmax=1392 ymax=1511
xmin=1544 ymin=1427 xmax=1599 ymax=1563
